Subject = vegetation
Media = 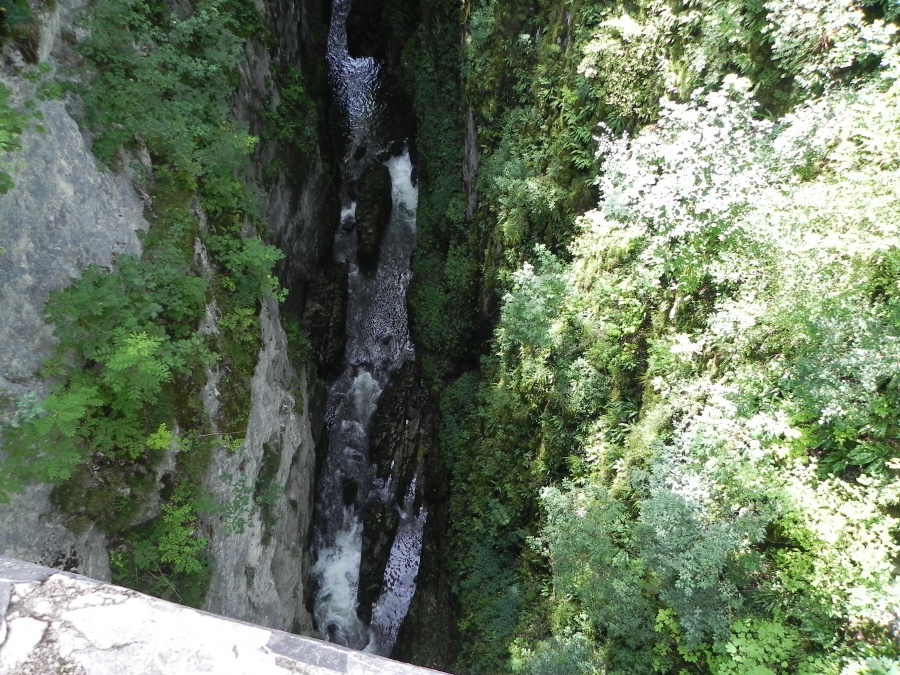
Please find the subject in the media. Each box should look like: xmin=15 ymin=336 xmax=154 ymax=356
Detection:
xmin=0 ymin=0 xmax=38 ymax=61
xmin=2 ymin=0 xmax=899 ymax=668
xmin=404 ymin=0 xmax=478 ymax=384
xmin=443 ymin=0 xmax=900 ymax=672
xmin=263 ymin=67 xmax=319 ymax=159
xmin=0 ymin=82 xmax=26 ymax=194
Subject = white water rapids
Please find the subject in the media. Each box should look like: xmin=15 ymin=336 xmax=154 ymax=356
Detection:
xmin=309 ymin=0 xmax=427 ymax=656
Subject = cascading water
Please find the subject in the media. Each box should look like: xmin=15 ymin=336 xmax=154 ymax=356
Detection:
xmin=309 ymin=0 xmax=427 ymax=656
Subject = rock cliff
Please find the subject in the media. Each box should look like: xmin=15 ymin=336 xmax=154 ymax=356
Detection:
xmin=0 ymin=0 xmax=148 ymax=582
xmin=0 ymin=0 xmax=338 ymax=636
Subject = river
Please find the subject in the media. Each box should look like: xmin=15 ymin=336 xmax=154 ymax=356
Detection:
xmin=308 ymin=0 xmax=427 ymax=656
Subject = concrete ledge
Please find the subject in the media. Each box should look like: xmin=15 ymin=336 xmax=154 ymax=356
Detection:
xmin=0 ymin=557 xmax=447 ymax=674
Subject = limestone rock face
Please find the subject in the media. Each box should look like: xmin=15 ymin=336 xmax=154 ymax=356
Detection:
xmin=198 ymin=3 xmax=337 ymax=632
xmin=0 ymin=30 xmax=148 ymax=582
xmin=303 ymin=266 xmax=349 ymax=381
xmin=0 ymin=485 xmax=110 ymax=585
xmin=0 ymin=556 xmax=446 ymax=675
xmin=0 ymin=0 xmax=337 ymax=631
xmin=202 ymin=298 xmax=318 ymax=634
xmin=233 ymin=6 xmax=336 ymax=307
xmin=0 ymin=93 xmax=149 ymax=389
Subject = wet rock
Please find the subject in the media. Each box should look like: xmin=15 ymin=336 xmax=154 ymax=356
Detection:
xmin=342 ymin=478 xmax=359 ymax=507
xmin=353 ymin=163 xmax=392 ymax=272
xmin=389 ymin=140 xmax=406 ymax=157
xmin=357 ymin=361 xmax=421 ymax=629
xmin=367 ymin=362 xmax=419 ymax=488
xmin=392 ymin=408 xmax=460 ymax=670
xmin=358 ymin=501 xmax=400 ymax=625
xmin=303 ymin=265 xmax=349 ymax=382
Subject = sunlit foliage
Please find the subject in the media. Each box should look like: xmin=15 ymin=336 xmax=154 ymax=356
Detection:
xmin=450 ymin=1 xmax=900 ymax=671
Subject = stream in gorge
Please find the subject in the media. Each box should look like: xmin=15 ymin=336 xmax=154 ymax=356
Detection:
xmin=308 ymin=0 xmax=427 ymax=656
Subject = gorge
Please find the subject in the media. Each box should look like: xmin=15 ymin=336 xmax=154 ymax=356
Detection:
xmin=2 ymin=0 xmax=900 ymax=672
xmin=310 ymin=0 xmax=425 ymax=650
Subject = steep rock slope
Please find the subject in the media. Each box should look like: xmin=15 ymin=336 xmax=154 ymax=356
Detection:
xmin=0 ymin=0 xmax=149 ymax=582
xmin=0 ymin=0 xmax=337 ymax=634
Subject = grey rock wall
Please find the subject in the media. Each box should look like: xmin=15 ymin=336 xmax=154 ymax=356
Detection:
xmin=0 ymin=90 xmax=148 ymax=389
xmin=200 ymin=0 xmax=338 ymax=632
xmin=202 ymin=297 xmax=317 ymax=634
xmin=0 ymin=2 xmax=149 ymax=581
xmin=0 ymin=556 xmax=447 ymax=675
xmin=233 ymin=4 xmax=335 ymax=305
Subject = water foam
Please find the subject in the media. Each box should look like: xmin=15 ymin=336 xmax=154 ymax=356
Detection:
xmin=385 ymin=153 xmax=419 ymax=221
xmin=311 ymin=521 xmax=367 ymax=649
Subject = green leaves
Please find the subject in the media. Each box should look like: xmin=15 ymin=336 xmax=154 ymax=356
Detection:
xmin=206 ymin=234 xmax=285 ymax=306
xmin=1 ymin=383 xmax=102 ymax=490
xmin=541 ymin=483 xmax=656 ymax=649
xmin=79 ymin=0 xmax=249 ymax=181
xmin=0 ymin=0 xmax=287 ymax=615
xmin=496 ymin=246 xmax=569 ymax=355
xmin=110 ymin=484 xmax=210 ymax=604
xmin=0 ymin=0 xmax=283 ymax=498
xmin=0 ymin=81 xmax=33 ymax=194
xmin=263 ymin=67 xmax=319 ymax=157
xmin=713 ymin=619 xmax=796 ymax=675
xmin=99 ymin=331 xmax=176 ymax=415
xmin=156 ymin=501 xmax=208 ymax=575
xmin=456 ymin=32 xmax=900 ymax=673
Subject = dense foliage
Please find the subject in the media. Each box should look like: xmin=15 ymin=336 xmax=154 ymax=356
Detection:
xmin=443 ymin=0 xmax=900 ymax=672
xmin=402 ymin=0 xmax=478 ymax=386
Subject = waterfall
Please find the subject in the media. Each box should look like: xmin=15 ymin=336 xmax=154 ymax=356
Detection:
xmin=309 ymin=0 xmax=426 ymax=656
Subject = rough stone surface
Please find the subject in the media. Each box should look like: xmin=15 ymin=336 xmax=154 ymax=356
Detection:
xmin=463 ymin=107 xmax=479 ymax=224
xmin=359 ymin=362 xmax=423 ymax=625
xmin=0 ymin=10 xmax=147 ymax=582
xmin=0 ymin=89 xmax=148 ymax=386
xmin=303 ymin=265 xmax=349 ymax=381
xmin=202 ymin=298 xmax=318 ymax=634
xmin=0 ymin=0 xmax=341 ymax=643
xmin=232 ymin=7 xmax=336 ymax=309
xmin=264 ymin=149 xmax=335 ymax=308
xmin=0 ymin=485 xmax=110 ymax=584
xmin=0 ymin=557 xmax=446 ymax=675
xmin=392 ymin=410 xmax=459 ymax=671
xmin=213 ymin=1 xmax=341 ymax=635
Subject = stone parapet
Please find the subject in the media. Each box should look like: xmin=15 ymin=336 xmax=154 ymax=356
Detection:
xmin=0 ymin=557 xmax=448 ymax=675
